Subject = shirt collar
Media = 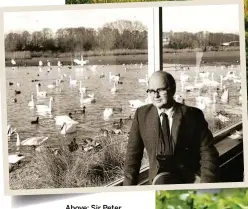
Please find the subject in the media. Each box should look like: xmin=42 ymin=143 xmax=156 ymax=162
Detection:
xmin=156 ymin=101 xmax=176 ymax=119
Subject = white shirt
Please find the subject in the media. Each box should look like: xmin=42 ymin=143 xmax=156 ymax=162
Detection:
xmin=156 ymin=104 xmax=175 ymax=135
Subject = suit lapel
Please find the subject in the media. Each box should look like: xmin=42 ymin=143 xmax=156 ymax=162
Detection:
xmin=171 ymin=103 xmax=183 ymax=148
xmin=147 ymin=106 xmax=160 ymax=153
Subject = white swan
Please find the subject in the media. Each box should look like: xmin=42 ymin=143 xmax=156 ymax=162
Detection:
xmin=60 ymin=122 xmax=77 ymax=135
xmin=80 ymin=93 xmax=96 ymax=104
xmin=16 ymin=132 xmax=48 ymax=146
xmin=9 ymin=154 xmax=25 ymax=164
xmin=7 ymin=124 xmax=16 ymax=138
xmin=196 ymin=100 xmax=206 ymax=110
xmin=103 ymin=108 xmax=113 ymax=118
xmin=79 ymin=81 xmax=87 ymax=93
xmin=109 ymin=72 xmax=120 ymax=82
xmin=36 ymin=84 xmax=47 ymax=97
xmin=69 ymin=76 xmax=77 ymax=86
xmin=39 ymin=60 xmax=43 ymax=67
xmin=221 ymin=87 xmax=229 ymax=104
xmin=36 ymin=97 xmax=53 ymax=112
xmin=11 ymin=59 xmax=16 ymax=65
xmin=47 ymin=81 xmax=58 ymax=89
xmin=180 ymin=72 xmax=189 ymax=83
xmin=55 ymin=115 xmax=79 ymax=126
xmin=28 ymin=94 xmax=35 ymax=107
xmin=74 ymin=54 xmax=89 ymax=66
xmin=138 ymin=75 xmax=148 ymax=84
xmin=129 ymin=99 xmax=146 ymax=108
xmin=111 ymin=82 xmax=117 ymax=93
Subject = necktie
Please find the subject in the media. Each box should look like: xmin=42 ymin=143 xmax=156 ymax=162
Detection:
xmin=160 ymin=112 xmax=172 ymax=155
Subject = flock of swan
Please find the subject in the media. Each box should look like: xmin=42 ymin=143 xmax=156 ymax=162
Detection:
xmin=175 ymin=64 xmax=242 ymax=123
xmin=7 ymin=56 xmax=145 ymax=167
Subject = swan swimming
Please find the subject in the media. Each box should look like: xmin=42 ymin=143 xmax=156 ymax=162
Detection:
xmin=36 ymin=84 xmax=47 ymax=97
xmin=15 ymin=132 xmax=48 ymax=146
xmin=36 ymin=97 xmax=54 ymax=112
xmin=60 ymin=122 xmax=77 ymax=135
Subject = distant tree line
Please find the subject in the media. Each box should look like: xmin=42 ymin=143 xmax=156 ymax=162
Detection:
xmin=164 ymin=31 xmax=239 ymax=50
xmin=5 ymin=19 xmax=239 ymax=54
xmin=5 ymin=20 xmax=147 ymax=53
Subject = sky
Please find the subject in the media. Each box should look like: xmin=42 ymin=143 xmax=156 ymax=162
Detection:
xmin=4 ymin=4 xmax=240 ymax=34
xmin=163 ymin=4 xmax=240 ymax=34
xmin=4 ymin=8 xmax=152 ymax=33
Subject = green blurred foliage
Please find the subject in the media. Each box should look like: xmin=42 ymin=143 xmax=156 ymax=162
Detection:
xmin=156 ymin=189 xmax=248 ymax=209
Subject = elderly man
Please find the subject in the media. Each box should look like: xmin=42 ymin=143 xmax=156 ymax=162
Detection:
xmin=123 ymin=71 xmax=219 ymax=185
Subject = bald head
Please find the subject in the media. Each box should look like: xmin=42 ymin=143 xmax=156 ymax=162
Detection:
xmin=148 ymin=71 xmax=176 ymax=96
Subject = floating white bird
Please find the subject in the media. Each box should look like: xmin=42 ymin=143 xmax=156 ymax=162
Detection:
xmin=36 ymin=84 xmax=47 ymax=97
xmin=138 ymin=75 xmax=148 ymax=84
xmin=79 ymin=81 xmax=87 ymax=93
xmin=109 ymin=72 xmax=120 ymax=82
xmin=111 ymin=82 xmax=118 ymax=93
xmin=55 ymin=115 xmax=78 ymax=126
xmin=60 ymin=122 xmax=77 ymax=135
xmin=129 ymin=99 xmax=146 ymax=108
xmin=103 ymin=108 xmax=113 ymax=119
xmin=74 ymin=55 xmax=89 ymax=66
xmin=16 ymin=132 xmax=48 ymax=146
xmin=7 ymin=124 xmax=16 ymax=138
xmin=80 ymin=93 xmax=96 ymax=104
xmin=39 ymin=60 xmax=43 ymax=67
xmin=221 ymin=87 xmax=229 ymax=104
xmin=69 ymin=76 xmax=77 ymax=86
xmin=11 ymin=59 xmax=16 ymax=65
xmin=36 ymin=97 xmax=53 ymax=112
xmin=28 ymin=94 xmax=35 ymax=107
xmin=57 ymin=61 xmax=62 ymax=67
xmin=8 ymin=154 xmax=25 ymax=164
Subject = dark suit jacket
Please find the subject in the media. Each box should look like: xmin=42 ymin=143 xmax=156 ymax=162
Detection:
xmin=123 ymin=102 xmax=219 ymax=185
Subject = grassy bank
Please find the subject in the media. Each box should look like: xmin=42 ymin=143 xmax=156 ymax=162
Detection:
xmin=5 ymin=50 xmax=240 ymax=67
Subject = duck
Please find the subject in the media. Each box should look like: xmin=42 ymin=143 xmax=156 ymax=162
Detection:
xmin=74 ymin=106 xmax=86 ymax=114
xmin=9 ymin=82 xmax=14 ymax=86
xmin=28 ymin=94 xmax=35 ymax=107
xmin=100 ymin=128 xmax=109 ymax=137
xmin=31 ymin=117 xmax=39 ymax=124
xmin=15 ymin=90 xmax=21 ymax=95
xmin=113 ymin=119 xmax=124 ymax=129
xmin=36 ymin=84 xmax=47 ymax=97
xmin=60 ymin=122 xmax=77 ymax=135
xmin=13 ymin=98 xmax=17 ymax=103
xmin=36 ymin=97 xmax=53 ymax=112
xmin=113 ymin=106 xmax=122 ymax=112
xmin=15 ymin=132 xmax=48 ymax=146
xmin=68 ymin=138 xmax=79 ymax=152
xmin=55 ymin=114 xmax=78 ymax=126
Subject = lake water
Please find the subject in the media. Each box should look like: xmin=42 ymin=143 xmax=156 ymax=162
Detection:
xmin=6 ymin=64 xmax=242 ymax=157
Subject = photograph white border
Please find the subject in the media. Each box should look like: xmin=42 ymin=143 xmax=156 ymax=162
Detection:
xmin=0 ymin=0 xmax=247 ymax=196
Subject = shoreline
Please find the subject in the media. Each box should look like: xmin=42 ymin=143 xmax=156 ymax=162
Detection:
xmin=5 ymin=51 xmax=240 ymax=67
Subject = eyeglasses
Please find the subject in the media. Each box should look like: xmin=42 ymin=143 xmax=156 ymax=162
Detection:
xmin=146 ymin=88 xmax=170 ymax=95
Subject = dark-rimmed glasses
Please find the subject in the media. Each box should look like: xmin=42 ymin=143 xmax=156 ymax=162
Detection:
xmin=146 ymin=88 xmax=169 ymax=95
